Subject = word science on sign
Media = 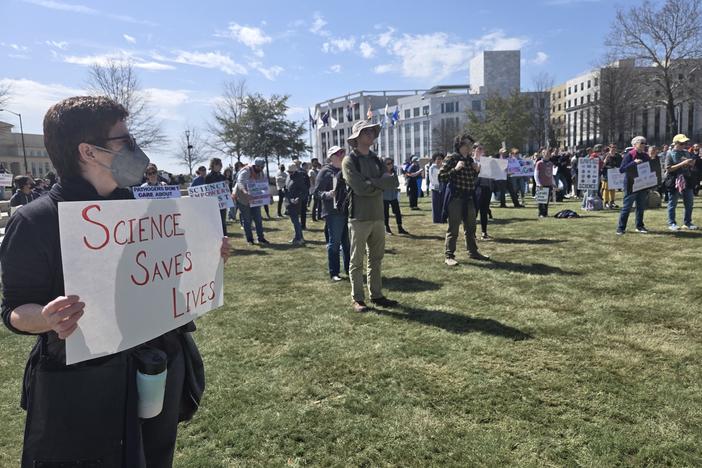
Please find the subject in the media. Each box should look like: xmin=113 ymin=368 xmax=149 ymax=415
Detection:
xmin=188 ymin=181 xmax=234 ymax=210
xmin=58 ymin=197 xmax=224 ymax=364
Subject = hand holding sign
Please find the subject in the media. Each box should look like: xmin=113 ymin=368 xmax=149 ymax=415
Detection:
xmin=41 ymin=295 xmax=85 ymax=339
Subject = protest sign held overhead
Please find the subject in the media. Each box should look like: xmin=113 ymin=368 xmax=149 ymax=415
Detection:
xmin=59 ymin=197 xmax=225 ymax=365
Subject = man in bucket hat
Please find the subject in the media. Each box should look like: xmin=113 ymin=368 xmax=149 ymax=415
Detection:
xmin=342 ymin=120 xmax=399 ymax=312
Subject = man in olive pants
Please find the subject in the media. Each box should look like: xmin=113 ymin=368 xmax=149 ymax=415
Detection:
xmin=342 ymin=120 xmax=400 ymax=313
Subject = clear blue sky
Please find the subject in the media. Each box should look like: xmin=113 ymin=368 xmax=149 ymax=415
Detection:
xmin=0 ymin=0 xmax=642 ymax=172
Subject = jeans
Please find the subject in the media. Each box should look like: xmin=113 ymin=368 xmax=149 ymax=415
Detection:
xmin=431 ymin=189 xmax=443 ymax=223
xmin=287 ymin=203 xmax=304 ymax=241
xmin=477 ymin=185 xmax=492 ymax=234
xmin=667 ymin=188 xmax=694 ymax=226
xmin=277 ymin=189 xmax=285 ymax=217
xmin=326 ymin=214 xmax=350 ymax=277
xmin=617 ymin=189 xmax=648 ymax=232
xmin=239 ymin=203 xmax=264 ymax=242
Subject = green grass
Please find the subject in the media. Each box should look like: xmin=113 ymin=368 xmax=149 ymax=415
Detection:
xmin=2 ymin=196 xmax=702 ymax=467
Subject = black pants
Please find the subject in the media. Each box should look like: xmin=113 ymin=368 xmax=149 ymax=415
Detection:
xmin=384 ymin=199 xmax=403 ymax=229
xmin=478 ymin=186 xmax=492 ymax=234
xmin=497 ymin=180 xmax=520 ymax=207
xmin=538 ymin=187 xmax=552 ymax=217
xmin=277 ymin=189 xmax=285 ymax=217
xmin=407 ymin=180 xmax=419 ymax=208
xmin=311 ymin=195 xmax=321 ymax=221
xmin=219 ymin=209 xmax=227 ymax=236
xmin=300 ymin=199 xmax=308 ymax=229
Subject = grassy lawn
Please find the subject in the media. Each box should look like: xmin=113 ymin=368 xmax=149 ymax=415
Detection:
xmin=2 ymin=195 xmax=702 ymax=467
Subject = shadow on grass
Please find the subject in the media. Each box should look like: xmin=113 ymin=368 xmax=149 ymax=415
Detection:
xmin=381 ymin=276 xmax=442 ymax=292
xmin=653 ymin=230 xmax=702 ymax=238
xmin=489 ymin=217 xmax=534 ymax=225
xmin=231 ymin=248 xmax=268 ymax=256
xmin=407 ymin=233 xmax=445 ymax=241
xmin=375 ymin=304 xmax=532 ymax=340
xmin=473 ymin=260 xmax=581 ymax=276
xmin=492 ymin=238 xmax=567 ymax=245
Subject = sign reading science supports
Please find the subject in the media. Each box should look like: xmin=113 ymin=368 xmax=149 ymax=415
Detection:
xmin=188 ymin=182 xmax=234 ymax=210
xmin=59 ymin=197 xmax=224 ymax=365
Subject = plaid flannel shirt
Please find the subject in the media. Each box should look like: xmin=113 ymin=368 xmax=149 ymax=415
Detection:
xmin=438 ymin=152 xmax=478 ymax=192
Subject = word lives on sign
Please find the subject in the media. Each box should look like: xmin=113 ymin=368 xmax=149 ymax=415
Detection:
xmin=188 ymin=181 xmax=234 ymax=210
xmin=577 ymin=158 xmax=600 ymax=190
xmin=58 ymin=197 xmax=224 ymax=364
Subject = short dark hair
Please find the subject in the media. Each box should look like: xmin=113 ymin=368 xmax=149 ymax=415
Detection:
xmin=197 ymin=165 xmax=207 ymax=173
xmin=43 ymin=96 xmax=128 ymax=179
xmin=453 ymin=133 xmax=475 ymax=153
xmin=14 ymin=175 xmax=30 ymax=189
xmin=431 ymin=152 xmax=445 ymax=162
xmin=145 ymin=163 xmax=158 ymax=173
xmin=209 ymin=157 xmax=222 ymax=171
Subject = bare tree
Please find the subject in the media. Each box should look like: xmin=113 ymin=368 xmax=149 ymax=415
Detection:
xmin=0 ymin=82 xmax=10 ymax=109
xmin=210 ymin=79 xmax=248 ymax=162
xmin=87 ymin=59 xmax=167 ymax=148
xmin=432 ymin=118 xmax=460 ymax=155
xmin=607 ymin=0 xmax=702 ymax=141
xmin=175 ymin=126 xmax=210 ymax=176
xmin=594 ymin=58 xmax=644 ymax=146
xmin=529 ymin=73 xmax=554 ymax=149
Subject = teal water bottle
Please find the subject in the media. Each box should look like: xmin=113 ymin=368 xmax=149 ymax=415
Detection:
xmin=134 ymin=348 xmax=168 ymax=419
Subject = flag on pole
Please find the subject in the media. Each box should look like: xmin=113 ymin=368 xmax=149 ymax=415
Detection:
xmin=391 ymin=106 xmax=400 ymax=126
xmin=330 ymin=116 xmax=339 ymax=129
xmin=321 ymin=110 xmax=330 ymax=126
xmin=346 ymin=102 xmax=354 ymax=122
xmin=381 ymin=103 xmax=389 ymax=128
xmin=314 ymin=108 xmax=322 ymax=127
xmin=309 ymin=108 xmax=316 ymax=128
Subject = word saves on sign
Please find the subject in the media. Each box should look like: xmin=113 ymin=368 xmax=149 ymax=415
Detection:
xmin=80 ymin=204 xmax=217 ymax=318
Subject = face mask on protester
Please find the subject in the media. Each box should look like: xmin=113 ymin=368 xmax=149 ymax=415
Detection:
xmin=91 ymin=138 xmax=150 ymax=188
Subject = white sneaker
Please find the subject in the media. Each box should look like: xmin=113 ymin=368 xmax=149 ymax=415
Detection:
xmin=669 ymin=223 xmax=680 ymax=231
xmin=684 ymin=224 xmax=699 ymax=230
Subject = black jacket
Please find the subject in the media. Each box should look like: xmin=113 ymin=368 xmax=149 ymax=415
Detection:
xmin=313 ymin=164 xmax=346 ymax=218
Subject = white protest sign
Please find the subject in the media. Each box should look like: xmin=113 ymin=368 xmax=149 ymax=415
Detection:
xmin=632 ymin=162 xmax=658 ymax=192
xmin=478 ymin=158 xmax=508 ymax=180
xmin=133 ymin=185 xmax=182 ymax=200
xmin=577 ymin=158 xmax=599 ymax=190
xmin=0 ymin=173 xmax=13 ymax=186
xmin=637 ymin=161 xmax=651 ymax=178
xmin=535 ymin=187 xmax=550 ymax=204
xmin=247 ymin=181 xmax=271 ymax=208
xmin=188 ymin=181 xmax=234 ymax=210
xmin=506 ymin=159 xmax=535 ymax=177
xmin=607 ymin=169 xmax=625 ymax=191
xmin=59 ymin=197 xmax=224 ymax=364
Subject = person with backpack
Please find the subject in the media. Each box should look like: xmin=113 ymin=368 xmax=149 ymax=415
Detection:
xmin=314 ymin=146 xmax=350 ymax=280
xmin=664 ymin=134 xmax=698 ymax=231
xmin=342 ymin=120 xmax=399 ymax=313
xmin=438 ymin=133 xmax=490 ymax=266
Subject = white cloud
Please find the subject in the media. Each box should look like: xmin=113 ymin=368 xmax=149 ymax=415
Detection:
xmin=359 ymin=42 xmax=375 ymax=59
xmin=373 ymin=64 xmax=396 ymax=74
xmin=143 ymin=88 xmax=190 ymax=121
xmin=531 ymin=52 xmax=549 ymax=65
xmin=45 ymin=40 xmax=68 ymax=49
xmin=309 ymin=12 xmax=329 ymax=36
xmin=22 ymin=0 xmax=157 ymax=25
xmin=221 ymin=23 xmax=272 ymax=57
xmin=8 ymin=54 xmax=31 ymax=60
xmin=249 ymin=62 xmax=283 ymax=80
xmin=322 ymin=37 xmax=356 ymax=54
xmin=328 ymin=64 xmax=342 ymax=73
xmin=173 ymin=51 xmax=247 ymax=75
xmin=375 ymin=30 xmax=528 ymax=80
xmin=62 ymin=51 xmax=175 ymax=70
xmin=0 ymin=78 xmax=84 ymax=133
xmin=377 ymin=27 xmax=396 ymax=48
xmin=123 ymin=34 xmax=136 ymax=44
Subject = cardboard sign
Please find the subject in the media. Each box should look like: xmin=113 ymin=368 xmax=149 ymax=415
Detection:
xmin=535 ymin=187 xmax=550 ymax=204
xmin=607 ymin=169 xmax=625 ymax=190
xmin=247 ymin=181 xmax=271 ymax=208
xmin=188 ymin=181 xmax=234 ymax=210
xmin=632 ymin=161 xmax=658 ymax=192
xmin=577 ymin=158 xmax=599 ymax=190
xmin=0 ymin=173 xmax=13 ymax=186
xmin=507 ymin=159 xmax=535 ymax=177
xmin=59 ymin=197 xmax=224 ymax=364
xmin=478 ymin=158 xmax=508 ymax=180
xmin=133 ymin=185 xmax=182 ymax=200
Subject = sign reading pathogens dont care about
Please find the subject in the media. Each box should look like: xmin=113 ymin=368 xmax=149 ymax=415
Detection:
xmin=58 ymin=197 xmax=224 ymax=365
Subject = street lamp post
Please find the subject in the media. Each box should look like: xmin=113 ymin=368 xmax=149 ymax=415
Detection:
xmin=185 ymin=129 xmax=193 ymax=175
xmin=0 ymin=109 xmax=28 ymax=174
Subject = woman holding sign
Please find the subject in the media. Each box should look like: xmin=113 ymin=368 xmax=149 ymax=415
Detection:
xmin=0 ymin=96 xmax=230 ymax=468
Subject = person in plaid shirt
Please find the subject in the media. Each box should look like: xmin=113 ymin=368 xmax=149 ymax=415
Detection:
xmin=438 ymin=133 xmax=490 ymax=266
